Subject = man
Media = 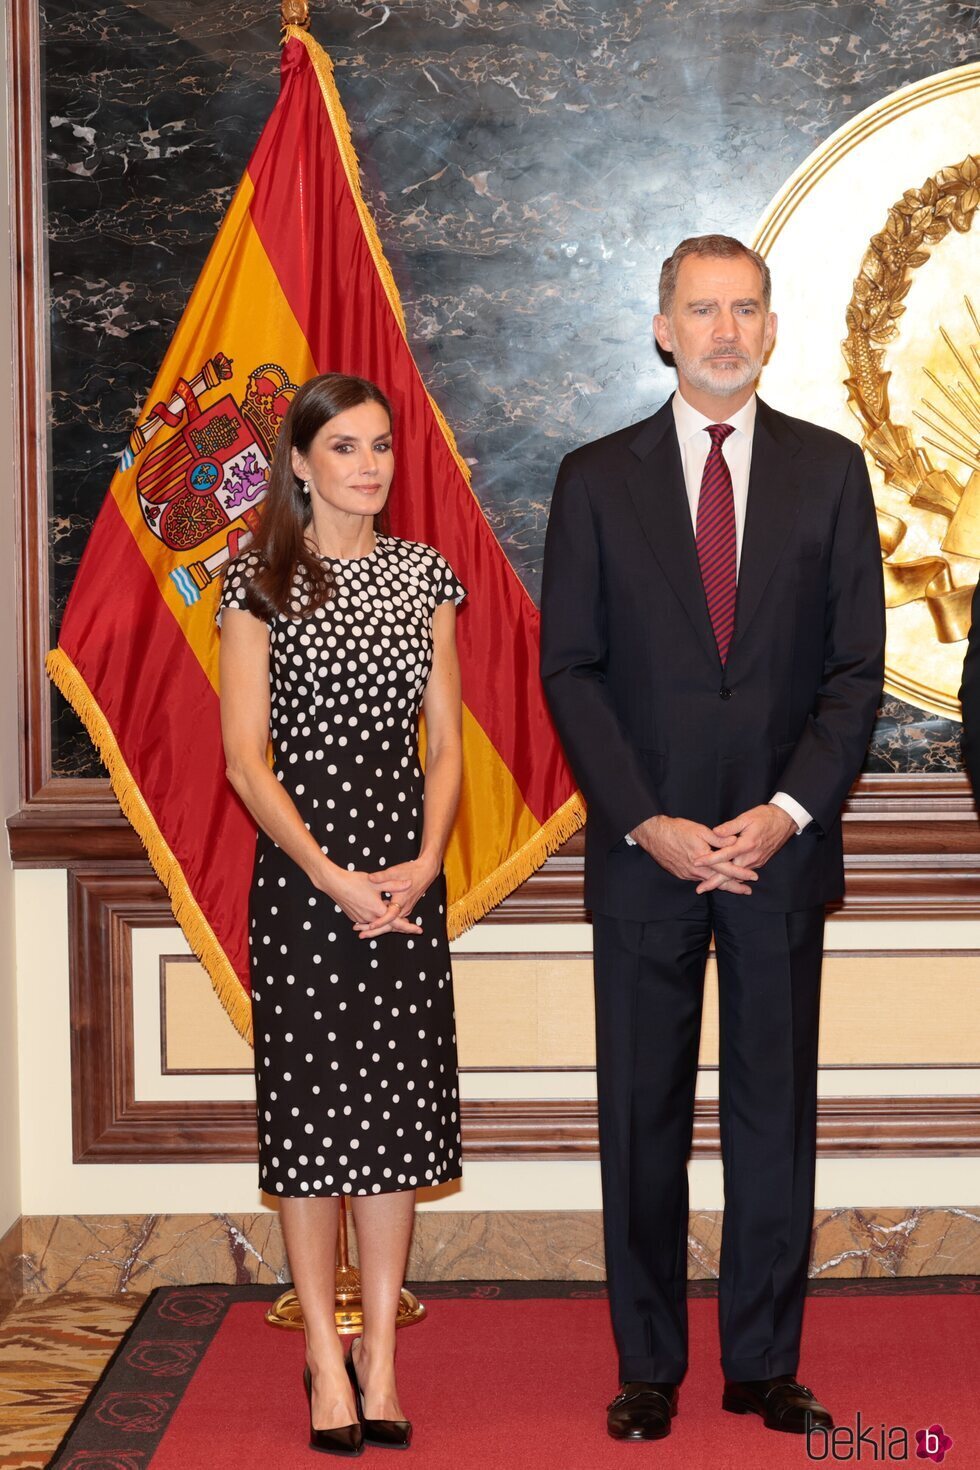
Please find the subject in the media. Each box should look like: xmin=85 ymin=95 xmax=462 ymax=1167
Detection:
xmin=958 ymin=577 xmax=980 ymax=796
xmin=540 ymin=235 xmax=884 ymax=1443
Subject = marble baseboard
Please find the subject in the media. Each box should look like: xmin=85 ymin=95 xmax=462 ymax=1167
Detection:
xmin=14 ymin=1207 xmax=980 ymax=1296
xmin=0 ymin=1217 xmax=24 ymax=1321
xmin=808 ymin=1207 xmax=980 ymax=1279
xmin=19 ymin=1213 xmax=289 ymax=1296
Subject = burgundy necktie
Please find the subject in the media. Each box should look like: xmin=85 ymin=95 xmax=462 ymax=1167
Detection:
xmin=695 ymin=422 xmax=737 ymax=666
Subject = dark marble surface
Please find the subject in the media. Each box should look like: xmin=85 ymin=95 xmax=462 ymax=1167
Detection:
xmin=41 ymin=1 xmax=980 ymax=776
xmin=868 ymin=696 xmax=963 ymax=774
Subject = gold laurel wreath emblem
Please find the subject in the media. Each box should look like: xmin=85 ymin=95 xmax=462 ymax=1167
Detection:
xmin=842 ymin=153 xmax=980 ymax=653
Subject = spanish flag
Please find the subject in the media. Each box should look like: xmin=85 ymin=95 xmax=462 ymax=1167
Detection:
xmin=46 ymin=26 xmax=583 ymax=1042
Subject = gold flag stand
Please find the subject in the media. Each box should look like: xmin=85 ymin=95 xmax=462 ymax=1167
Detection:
xmin=265 ymin=1200 xmax=426 ymax=1333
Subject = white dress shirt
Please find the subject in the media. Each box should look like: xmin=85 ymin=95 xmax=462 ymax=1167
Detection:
xmin=624 ymin=391 xmax=812 ymax=843
xmin=673 ymin=389 xmax=756 ymax=574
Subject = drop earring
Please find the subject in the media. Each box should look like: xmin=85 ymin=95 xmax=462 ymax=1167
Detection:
xmin=301 ymin=479 xmax=311 ymax=498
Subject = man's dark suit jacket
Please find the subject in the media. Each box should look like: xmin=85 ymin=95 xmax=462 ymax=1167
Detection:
xmin=540 ymin=395 xmax=886 ymax=920
xmin=958 ymin=576 xmax=980 ymax=797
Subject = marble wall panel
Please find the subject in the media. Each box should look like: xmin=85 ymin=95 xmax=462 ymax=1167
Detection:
xmin=40 ymin=3 xmax=980 ymax=774
xmin=0 ymin=1217 xmax=24 ymax=1321
xmin=15 ymin=1206 xmax=980 ymax=1295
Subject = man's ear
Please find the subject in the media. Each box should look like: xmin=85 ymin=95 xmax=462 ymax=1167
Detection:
xmin=653 ymin=312 xmax=673 ymax=355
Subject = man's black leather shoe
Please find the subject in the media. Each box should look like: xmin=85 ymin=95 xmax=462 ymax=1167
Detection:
xmin=607 ymin=1382 xmax=678 ymax=1441
xmin=722 ymin=1375 xmax=833 ymax=1434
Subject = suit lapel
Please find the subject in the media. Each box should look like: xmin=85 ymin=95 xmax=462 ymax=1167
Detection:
xmin=625 ymin=396 xmax=804 ymax=665
xmin=625 ymin=400 xmax=719 ymax=665
xmin=731 ymin=398 xmax=803 ymax=653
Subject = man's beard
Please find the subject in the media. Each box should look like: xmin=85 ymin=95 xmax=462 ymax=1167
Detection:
xmin=672 ymin=343 xmax=764 ymax=398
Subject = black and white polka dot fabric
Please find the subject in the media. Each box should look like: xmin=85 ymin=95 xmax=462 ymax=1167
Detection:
xmin=217 ymin=536 xmax=466 ymax=1197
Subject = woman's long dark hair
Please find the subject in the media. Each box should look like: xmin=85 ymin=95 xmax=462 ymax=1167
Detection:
xmin=240 ymin=373 xmax=392 ymax=621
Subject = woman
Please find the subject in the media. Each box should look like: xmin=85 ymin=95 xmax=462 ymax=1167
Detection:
xmin=218 ymin=373 xmax=465 ymax=1456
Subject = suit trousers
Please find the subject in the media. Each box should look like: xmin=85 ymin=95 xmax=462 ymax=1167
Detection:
xmin=593 ymin=894 xmax=825 ymax=1384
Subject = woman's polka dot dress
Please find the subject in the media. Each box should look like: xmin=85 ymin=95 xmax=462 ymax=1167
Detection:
xmin=217 ymin=536 xmax=465 ymax=1197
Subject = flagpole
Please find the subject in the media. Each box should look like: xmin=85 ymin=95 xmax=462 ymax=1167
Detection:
xmin=262 ymin=0 xmax=423 ymax=1335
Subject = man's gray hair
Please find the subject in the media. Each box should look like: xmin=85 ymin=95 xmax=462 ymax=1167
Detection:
xmin=659 ymin=235 xmax=772 ymax=316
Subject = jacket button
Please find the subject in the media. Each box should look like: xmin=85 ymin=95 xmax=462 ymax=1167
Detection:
xmin=719 ymin=686 xmax=733 ymax=700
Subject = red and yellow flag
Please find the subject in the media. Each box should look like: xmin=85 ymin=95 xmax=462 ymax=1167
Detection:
xmin=47 ymin=27 xmax=583 ymax=1042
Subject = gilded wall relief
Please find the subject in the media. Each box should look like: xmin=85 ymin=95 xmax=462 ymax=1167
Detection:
xmin=755 ymin=64 xmax=980 ymax=728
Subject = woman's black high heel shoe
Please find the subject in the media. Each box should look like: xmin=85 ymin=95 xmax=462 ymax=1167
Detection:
xmin=304 ymin=1364 xmax=364 ymax=1457
xmin=347 ymin=1343 xmax=413 ymax=1450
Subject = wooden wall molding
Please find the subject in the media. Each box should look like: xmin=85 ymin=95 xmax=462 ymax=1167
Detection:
xmin=9 ymin=0 xmax=50 ymax=809
xmin=68 ymin=869 xmax=259 ymax=1163
xmin=68 ymin=869 xmax=980 ymax=1163
xmin=461 ymin=1097 xmax=980 ymax=1157
xmin=24 ymin=798 xmax=980 ymax=924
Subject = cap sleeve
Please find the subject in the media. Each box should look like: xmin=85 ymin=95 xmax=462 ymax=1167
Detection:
xmin=431 ymin=551 xmax=467 ymax=608
xmin=215 ymin=552 xmax=259 ymax=627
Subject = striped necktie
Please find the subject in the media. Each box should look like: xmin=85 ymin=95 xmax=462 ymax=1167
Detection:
xmin=695 ymin=422 xmax=737 ymax=666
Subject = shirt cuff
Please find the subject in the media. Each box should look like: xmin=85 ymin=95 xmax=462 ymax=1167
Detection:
xmin=770 ymin=791 xmax=812 ymax=835
xmin=625 ymin=833 xmax=637 ymax=846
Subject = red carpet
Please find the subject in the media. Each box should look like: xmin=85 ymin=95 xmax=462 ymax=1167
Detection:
xmin=147 ymin=1294 xmax=978 ymax=1468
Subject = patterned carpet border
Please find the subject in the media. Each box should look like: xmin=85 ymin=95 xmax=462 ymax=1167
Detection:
xmin=46 ymin=1286 xmax=271 ymax=1469
xmin=47 ymin=1277 xmax=980 ymax=1467
xmin=415 ymin=1274 xmax=980 ymax=1299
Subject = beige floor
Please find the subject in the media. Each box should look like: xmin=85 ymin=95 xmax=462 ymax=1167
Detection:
xmin=0 ymin=1293 xmax=142 ymax=1470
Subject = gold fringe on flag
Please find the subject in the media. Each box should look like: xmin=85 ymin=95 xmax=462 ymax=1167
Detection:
xmin=446 ymin=791 xmax=586 ymax=939
xmin=45 ymin=647 xmax=256 ymax=1045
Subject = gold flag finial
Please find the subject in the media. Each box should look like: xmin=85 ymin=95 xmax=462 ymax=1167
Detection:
xmin=280 ymin=0 xmax=310 ymax=29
